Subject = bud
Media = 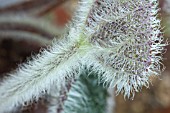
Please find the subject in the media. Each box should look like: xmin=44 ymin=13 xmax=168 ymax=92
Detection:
xmin=85 ymin=0 xmax=166 ymax=98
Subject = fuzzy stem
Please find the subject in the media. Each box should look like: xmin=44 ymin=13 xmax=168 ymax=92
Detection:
xmin=0 ymin=38 xmax=81 ymax=113
xmin=47 ymin=78 xmax=75 ymax=113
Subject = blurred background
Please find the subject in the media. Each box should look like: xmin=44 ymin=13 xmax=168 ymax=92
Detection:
xmin=0 ymin=0 xmax=169 ymax=113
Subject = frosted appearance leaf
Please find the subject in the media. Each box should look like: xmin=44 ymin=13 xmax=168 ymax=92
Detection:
xmin=85 ymin=0 xmax=166 ymax=98
xmin=62 ymin=71 xmax=107 ymax=113
xmin=0 ymin=0 xmax=95 ymax=112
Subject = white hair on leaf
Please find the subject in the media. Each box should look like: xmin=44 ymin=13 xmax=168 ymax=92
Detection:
xmin=84 ymin=0 xmax=166 ymax=98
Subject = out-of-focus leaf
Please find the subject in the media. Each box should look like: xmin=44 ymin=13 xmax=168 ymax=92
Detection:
xmin=0 ymin=15 xmax=65 ymax=44
xmin=62 ymin=71 xmax=107 ymax=113
xmin=0 ymin=0 xmax=68 ymax=16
